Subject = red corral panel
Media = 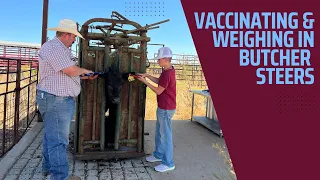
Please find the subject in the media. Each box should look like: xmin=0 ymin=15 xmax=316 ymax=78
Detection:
xmin=0 ymin=41 xmax=40 ymax=70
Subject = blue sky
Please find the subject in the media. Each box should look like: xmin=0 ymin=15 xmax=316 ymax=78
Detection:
xmin=0 ymin=0 xmax=197 ymax=59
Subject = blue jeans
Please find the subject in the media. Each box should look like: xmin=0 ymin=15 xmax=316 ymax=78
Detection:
xmin=36 ymin=89 xmax=75 ymax=180
xmin=153 ymin=107 xmax=176 ymax=167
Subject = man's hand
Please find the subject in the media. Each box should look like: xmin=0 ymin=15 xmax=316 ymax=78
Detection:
xmin=137 ymin=76 xmax=165 ymax=95
xmin=137 ymin=73 xmax=159 ymax=84
xmin=80 ymin=74 xmax=98 ymax=80
xmin=63 ymin=66 xmax=94 ymax=77
xmin=83 ymin=69 xmax=94 ymax=75
xmin=137 ymin=73 xmax=149 ymax=78
xmin=136 ymin=76 xmax=148 ymax=84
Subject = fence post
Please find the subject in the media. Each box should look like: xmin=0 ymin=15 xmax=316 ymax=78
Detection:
xmin=14 ymin=59 xmax=21 ymax=144
xmin=27 ymin=61 xmax=31 ymax=126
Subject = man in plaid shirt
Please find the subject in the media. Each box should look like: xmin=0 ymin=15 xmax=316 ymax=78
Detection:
xmin=36 ymin=19 xmax=97 ymax=180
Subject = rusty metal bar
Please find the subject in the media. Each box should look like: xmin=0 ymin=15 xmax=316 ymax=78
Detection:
xmin=85 ymin=33 xmax=150 ymax=42
xmin=83 ymin=140 xmax=100 ymax=145
xmin=74 ymin=39 xmax=82 ymax=154
xmin=84 ymin=33 xmax=146 ymax=39
xmin=13 ymin=60 xmax=21 ymax=144
xmin=41 ymin=0 xmax=48 ymax=45
xmin=138 ymin=31 xmax=147 ymax=153
xmin=127 ymin=53 xmax=133 ymax=141
xmin=145 ymin=19 xmax=170 ymax=29
xmin=95 ymin=26 xmax=130 ymax=34
xmin=145 ymin=26 xmax=160 ymax=31
xmin=80 ymin=18 xmax=142 ymax=33
xmin=147 ymin=43 xmax=165 ymax=46
xmin=97 ymin=27 xmax=108 ymax=36
xmin=123 ymin=48 xmax=142 ymax=54
xmin=117 ymin=19 xmax=169 ymax=36
xmin=119 ymin=139 xmax=137 ymax=144
xmin=78 ymin=39 xmax=89 ymax=154
xmin=107 ymin=23 xmax=116 ymax=36
xmin=112 ymin=11 xmax=129 ymax=21
xmin=114 ymin=52 xmax=121 ymax=150
xmin=75 ymin=151 xmax=145 ymax=161
xmin=92 ymin=51 xmax=98 ymax=141
xmin=100 ymin=44 xmax=110 ymax=151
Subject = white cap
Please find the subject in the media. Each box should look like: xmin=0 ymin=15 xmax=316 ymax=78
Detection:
xmin=154 ymin=47 xmax=173 ymax=60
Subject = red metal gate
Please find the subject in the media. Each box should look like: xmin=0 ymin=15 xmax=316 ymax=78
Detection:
xmin=0 ymin=41 xmax=40 ymax=157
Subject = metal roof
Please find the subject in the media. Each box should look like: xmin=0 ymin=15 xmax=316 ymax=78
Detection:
xmin=0 ymin=40 xmax=41 ymax=49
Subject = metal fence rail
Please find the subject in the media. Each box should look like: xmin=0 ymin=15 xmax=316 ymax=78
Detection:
xmin=0 ymin=42 xmax=40 ymax=72
xmin=147 ymin=53 xmax=207 ymax=87
xmin=0 ymin=58 xmax=39 ymax=157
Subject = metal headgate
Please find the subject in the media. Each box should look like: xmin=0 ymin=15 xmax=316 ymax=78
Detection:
xmin=74 ymin=12 xmax=169 ymax=160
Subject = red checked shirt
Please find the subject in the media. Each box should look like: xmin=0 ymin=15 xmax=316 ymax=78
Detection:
xmin=37 ymin=37 xmax=81 ymax=97
xmin=157 ymin=66 xmax=176 ymax=110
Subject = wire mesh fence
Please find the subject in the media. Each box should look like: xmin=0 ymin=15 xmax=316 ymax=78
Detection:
xmin=146 ymin=53 xmax=207 ymax=88
xmin=0 ymin=58 xmax=39 ymax=157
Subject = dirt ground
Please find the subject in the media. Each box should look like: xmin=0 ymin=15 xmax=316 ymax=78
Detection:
xmin=143 ymin=119 xmax=231 ymax=180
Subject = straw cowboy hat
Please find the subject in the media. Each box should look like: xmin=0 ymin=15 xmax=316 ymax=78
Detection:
xmin=47 ymin=19 xmax=84 ymax=39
